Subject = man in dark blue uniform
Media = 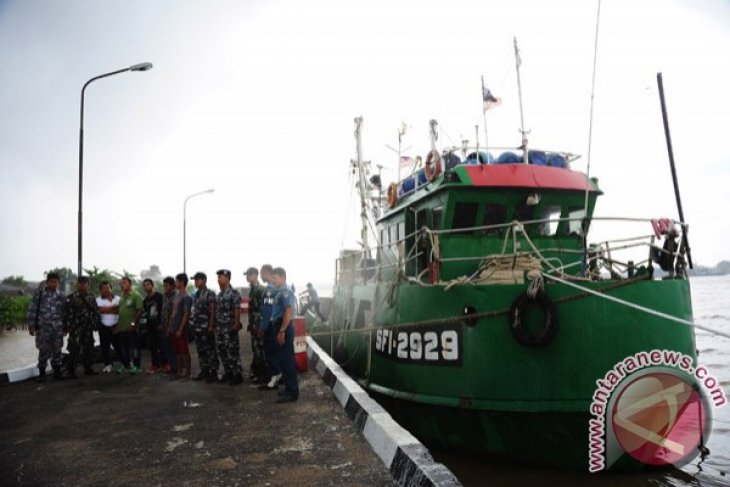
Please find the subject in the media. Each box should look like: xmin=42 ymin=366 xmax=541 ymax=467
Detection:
xmin=257 ymin=264 xmax=281 ymax=390
xmin=270 ymin=267 xmax=298 ymax=403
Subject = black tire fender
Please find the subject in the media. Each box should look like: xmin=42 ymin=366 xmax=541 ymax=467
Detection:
xmin=509 ymin=291 xmax=559 ymax=347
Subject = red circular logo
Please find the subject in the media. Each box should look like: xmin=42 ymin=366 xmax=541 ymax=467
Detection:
xmin=611 ymin=372 xmax=708 ymax=466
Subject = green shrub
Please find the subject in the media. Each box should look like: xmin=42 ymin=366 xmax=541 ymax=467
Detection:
xmin=0 ymin=295 xmax=32 ymax=327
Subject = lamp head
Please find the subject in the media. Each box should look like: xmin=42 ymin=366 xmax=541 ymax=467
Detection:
xmin=129 ymin=62 xmax=153 ymax=72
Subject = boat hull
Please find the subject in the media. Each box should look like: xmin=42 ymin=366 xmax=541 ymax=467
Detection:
xmin=310 ymin=277 xmax=698 ymax=470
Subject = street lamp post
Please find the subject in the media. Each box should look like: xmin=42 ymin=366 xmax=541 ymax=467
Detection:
xmin=183 ymin=189 xmax=215 ymax=274
xmin=77 ymin=62 xmax=153 ymax=278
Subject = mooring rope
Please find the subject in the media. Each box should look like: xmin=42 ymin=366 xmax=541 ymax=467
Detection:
xmin=543 ymin=273 xmax=730 ymax=339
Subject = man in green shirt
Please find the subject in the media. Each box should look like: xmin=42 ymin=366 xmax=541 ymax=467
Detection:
xmin=116 ymin=276 xmax=144 ymax=374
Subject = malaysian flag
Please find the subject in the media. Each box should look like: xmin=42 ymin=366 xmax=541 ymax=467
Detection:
xmin=399 ymin=155 xmax=414 ymax=169
xmin=482 ymin=80 xmax=502 ymax=112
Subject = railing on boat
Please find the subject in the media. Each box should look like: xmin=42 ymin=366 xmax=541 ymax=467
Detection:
xmin=334 ymin=216 xmax=690 ymax=287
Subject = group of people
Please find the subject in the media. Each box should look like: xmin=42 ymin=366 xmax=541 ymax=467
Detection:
xmin=27 ymin=264 xmax=305 ymax=404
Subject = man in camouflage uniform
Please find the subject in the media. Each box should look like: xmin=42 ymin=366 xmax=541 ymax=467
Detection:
xmin=191 ymin=272 xmax=219 ymax=383
xmin=65 ymin=275 xmax=101 ymax=378
xmin=245 ymin=267 xmax=268 ymax=383
xmin=27 ymin=272 xmax=66 ymax=382
xmin=215 ymin=269 xmax=243 ymax=385
xmin=160 ymin=276 xmax=177 ymax=375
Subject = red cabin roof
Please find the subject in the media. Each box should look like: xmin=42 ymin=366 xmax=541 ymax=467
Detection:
xmin=458 ymin=164 xmax=600 ymax=193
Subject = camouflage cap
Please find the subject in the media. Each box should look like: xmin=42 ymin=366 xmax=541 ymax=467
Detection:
xmin=216 ymin=269 xmax=232 ymax=278
xmin=245 ymin=267 xmax=259 ymax=276
xmin=192 ymin=272 xmax=207 ymax=281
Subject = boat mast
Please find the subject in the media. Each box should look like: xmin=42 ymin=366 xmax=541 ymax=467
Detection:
xmin=429 ymin=119 xmax=439 ymax=152
xmin=657 ymin=73 xmax=693 ymax=269
xmin=353 ymin=116 xmax=372 ymax=257
xmin=514 ymin=37 xmax=529 ymax=163
xmin=481 ymin=75 xmax=490 ymax=152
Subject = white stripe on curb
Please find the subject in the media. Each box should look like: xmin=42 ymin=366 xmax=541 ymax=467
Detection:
xmin=0 ymin=363 xmax=46 ymax=385
xmin=306 ymin=336 xmax=461 ymax=487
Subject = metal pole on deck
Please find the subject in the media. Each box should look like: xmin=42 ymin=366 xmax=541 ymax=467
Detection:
xmin=475 ymin=125 xmax=480 ymax=162
xmin=656 ymin=72 xmax=693 ymax=269
xmin=481 ymin=76 xmax=490 ymax=152
xmin=429 ymin=120 xmax=438 ymax=152
xmin=514 ymin=37 xmax=528 ymax=163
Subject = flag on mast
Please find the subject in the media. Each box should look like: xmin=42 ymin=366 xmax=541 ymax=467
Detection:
xmin=514 ymin=36 xmax=522 ymax=67
xmin=482 ymin=79 xmax=502 ymax=112
xmin=399 ymin=155 xmax=414 ymax=169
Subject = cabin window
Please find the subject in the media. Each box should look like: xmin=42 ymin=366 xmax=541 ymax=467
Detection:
xmin=417 ymin=210 xmax=428 ymax=231
xmin=452 ymin=202 xmax=478 ymax=232
xmin=536 ymin=206 xmax=562 ymax=236
xmin=482 ymin=204 xmax=507 ymax=234
xmin=514 ymin=204 xmax=534 ymax=223
xmin=432 ymin=207 xmax=443 ymax=231
xmin=568 ymin=208 xmax=587 ymax=236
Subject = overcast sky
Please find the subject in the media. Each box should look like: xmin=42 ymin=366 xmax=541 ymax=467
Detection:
xmin=1 ymin=0 xmax=728 ymax=292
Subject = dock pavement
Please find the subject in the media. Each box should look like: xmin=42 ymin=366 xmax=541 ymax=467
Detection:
xmin=0 ymin=334 xmax=395 ymax=486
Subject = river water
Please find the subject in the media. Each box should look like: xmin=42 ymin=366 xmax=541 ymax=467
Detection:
xmin=433 ymin=274 xmax=730 ymax=486
xmin=1 ymin=276 xmax=728 ymax=485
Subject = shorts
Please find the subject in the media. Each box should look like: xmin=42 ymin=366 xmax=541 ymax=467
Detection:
xmin=172 ymin=333 xmax=189 ymax=354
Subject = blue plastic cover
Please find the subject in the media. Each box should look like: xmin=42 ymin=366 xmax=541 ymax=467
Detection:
xmin=443 ymin=152 xmax=461 ymax=170
xmin=466 ymin=151 xmax=493 ymax=164
xmin=399 ymin=176 xmax=416 ymax=196
xmin=547 ymin=153 xmax=567 ymax=168
xmin=528 ymin=150 xmax=547 ymax=165
xmin=496 ymin=151 xmax=521 ymax=164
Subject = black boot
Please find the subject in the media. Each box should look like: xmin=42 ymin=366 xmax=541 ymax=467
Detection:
xmin=66 ymin=367 xmax=78 ymax=380
xmin=84 ymin=366 xmax=98 ymax=376
xmin=52 ymin=367 xmax=65 ymax=381
xmin=205 ymin=370 xmax=218 ymax=384
xmin=36 ymin=368 xmax=46 ymax=383
xmin=228 ymin=373 xmax=243 ymax=386
xmin=193 ymin=369 xmax=207 ymax=381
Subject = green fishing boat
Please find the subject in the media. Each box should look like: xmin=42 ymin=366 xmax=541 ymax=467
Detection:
xmin=310 ymin=72 xmax=710 ymax=472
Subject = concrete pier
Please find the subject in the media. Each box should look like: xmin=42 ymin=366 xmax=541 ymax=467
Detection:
xmin=0 ymin=341 xmax=394 ymax=486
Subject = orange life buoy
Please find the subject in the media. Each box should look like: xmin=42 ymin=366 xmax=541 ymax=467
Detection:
xmin=425 ymin=150 xmax=442 ymax=181
xmin=387 ymin=182 xmax=398 ymax=208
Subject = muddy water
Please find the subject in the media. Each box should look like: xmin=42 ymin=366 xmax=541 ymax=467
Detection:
xmin=0 ymin=327 xmax=36 ymax=371
xmin=433 ymin=275 xmax=730 ymax=486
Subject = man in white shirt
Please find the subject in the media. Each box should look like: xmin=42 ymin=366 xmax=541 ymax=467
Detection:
xmin=96 ymin=281 xmax=120 ymax=373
